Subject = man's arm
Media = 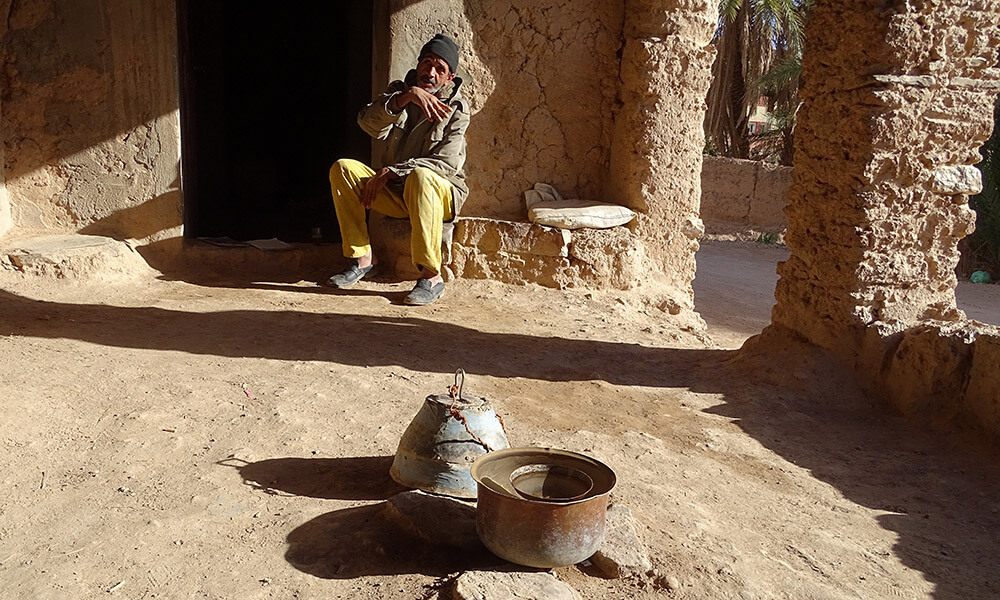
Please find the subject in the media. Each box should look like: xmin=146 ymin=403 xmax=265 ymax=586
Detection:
xmin=386 ymin=105 xmax=470 ymax=181
xmin=356 ymin=81 xmax=408 ymax=140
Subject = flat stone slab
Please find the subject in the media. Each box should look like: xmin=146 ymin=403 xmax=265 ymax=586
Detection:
xmin=452 ymin=571 xmax=581 ymax=600
xmin=1 ymin=234 xmax=152 ymax=280
xmin=382 ymin=490 xmax=482 ymax=551
xmin=591 ymin=504 xmax=652 ymax=578
xmin=455 ymin=217 xmax=571 ymax=258
xmin=932 ymin=165 xmax=982 ymax=195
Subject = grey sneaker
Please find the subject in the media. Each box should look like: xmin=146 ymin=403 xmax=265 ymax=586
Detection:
xmin=326 ymin=263 xmax=378 ymax=288
xmin=405 ymin=278 xmax=445 ymax=305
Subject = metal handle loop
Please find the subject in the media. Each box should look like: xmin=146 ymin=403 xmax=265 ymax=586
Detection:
xmin=454 ymin=368 xmax=465 ymax=400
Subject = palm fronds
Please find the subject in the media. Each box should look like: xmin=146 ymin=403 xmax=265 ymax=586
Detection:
xmin=965 ymin=97 xmax=1000 ymax=273
xmin=704 ymin=0 xmax=812 ymax=164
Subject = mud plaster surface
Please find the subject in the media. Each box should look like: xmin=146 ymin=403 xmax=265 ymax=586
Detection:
xmin=3 ymin=255 xmax=1000 ymax=599
xmin=775 ymin=0 xmax=1000 ymax=339
xmin=700 ymin=156 xmax=790 ymax=235
xmin=0 ymin=0 xmax=180 ymax=239
xmin=389 ymin=0 xmax=624 ymax=222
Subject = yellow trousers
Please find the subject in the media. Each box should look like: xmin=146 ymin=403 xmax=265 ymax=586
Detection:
xmin=329 ymin=158 xmax=454 ymax=273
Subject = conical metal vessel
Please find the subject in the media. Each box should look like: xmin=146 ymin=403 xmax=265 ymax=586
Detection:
xmin=390 ymin=374 xmax=509 ymax=499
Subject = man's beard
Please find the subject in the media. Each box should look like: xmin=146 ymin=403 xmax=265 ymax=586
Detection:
xmin=419 ymin=75 xmax=444 ymax=94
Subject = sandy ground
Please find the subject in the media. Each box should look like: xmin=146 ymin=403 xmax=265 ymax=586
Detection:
xmin=2 ymin=240 xmax=1000 ymax=600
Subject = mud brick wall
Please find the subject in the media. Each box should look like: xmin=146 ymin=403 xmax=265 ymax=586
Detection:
xmin=773 ymin=0 xmax=1000 ymax=347
xmin=700 ymin=156 xmax=791 ymax=233
xmin=386 ymin=0 xmax=717 ymax=295
xmin=0 ymin=91 xmax=9 ymax=236
xmin=763 ymin=0 xmax=1000 ymax=436
xmin=387 ymin=0 xmax=625 ymax=222
xmin=0 ymin=0 xmax=180 ymax=239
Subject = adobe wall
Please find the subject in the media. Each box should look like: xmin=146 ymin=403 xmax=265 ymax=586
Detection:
xmin=0 ymin=94 xmax=9 ymax=237
xmin=386 ymin=0 xmax=625 ymax=222
xmin=1 ymin=0 xmax=717 ymax=298
xmin=385 ymin=1 xmax=717 ymax=298
xmin=607 ymin=0 xmax=716 ymax=297
xmin=700 ymin=156 xmax=790 ymax=234
xmin=757 ymin=0 xmax=1000 ymax=436
xmin=0 ymin=0 xmax=181 ymax=241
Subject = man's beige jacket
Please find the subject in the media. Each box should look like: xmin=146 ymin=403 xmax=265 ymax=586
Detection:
xmin=357 ymin=70 xmax=470 ymax=220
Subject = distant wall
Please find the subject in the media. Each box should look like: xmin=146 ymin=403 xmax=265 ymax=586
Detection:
xmin=700 ymin=156 xmax=791 ymax=234
xmin=0 ymin=0 xmax=181 ymax=241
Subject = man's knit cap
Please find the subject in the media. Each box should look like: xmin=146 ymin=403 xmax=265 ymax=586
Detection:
xmin=419 ymin=34 xmax=459 ymax=74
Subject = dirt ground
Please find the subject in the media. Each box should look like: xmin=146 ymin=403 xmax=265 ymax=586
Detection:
xmin=3 ymin=240 xmax=1000 ymax=600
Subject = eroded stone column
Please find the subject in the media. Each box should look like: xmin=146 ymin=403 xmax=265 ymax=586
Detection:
xmin=772 ymin=0 xmax=1000 ymax=351
xmin=608 ymin=0 xmax=717 ymax=299
xmin=0 ymin=93 xmax=9 ymax=238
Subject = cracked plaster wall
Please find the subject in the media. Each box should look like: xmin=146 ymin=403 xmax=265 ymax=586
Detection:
xmin=387 ymin=0 xmax=718 ymax=297
xmin=609 ymin=0 xmax=716 ymax=300
xmin=0 ymin=93 xmax=9 ymax=237
xmin=758 ymin=0 xmax=1000 ymax=437
xmin=0 ymin=0 xmax=181 ymax=241
xmin=387 ymin=0 xmax=624 ymax=221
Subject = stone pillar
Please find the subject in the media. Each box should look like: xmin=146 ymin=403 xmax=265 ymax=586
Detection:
xmin=608 ymin=0 xmax=717 ymax=300
xmin=0 ymin=93 xmax=10 ymax=238
xmin=772 ymin=0 xmax=1000 ymax=352
xmin=0 ymin=2 xmax=11 ymax=237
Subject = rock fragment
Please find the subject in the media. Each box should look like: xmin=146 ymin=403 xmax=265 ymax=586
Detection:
xmin=452 ymin=571 xmax=581 ymax=600
xmin=382 ymin=490 xmax=481 ymax=551
xmin=931 ymin=165 xmax=983 ymax=195
xmin=591 ymin=504 xmax=652 ymax=578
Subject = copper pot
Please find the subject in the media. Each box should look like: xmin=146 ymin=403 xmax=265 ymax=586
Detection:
xmin=471 ymin=448 xmax=616 ymax=568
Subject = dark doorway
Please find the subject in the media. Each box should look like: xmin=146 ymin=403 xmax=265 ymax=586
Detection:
xmin=177 ymin=1 xmax=373 ymax=242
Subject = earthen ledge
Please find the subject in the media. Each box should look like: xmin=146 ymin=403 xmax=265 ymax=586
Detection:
xmin=454 ymin=217 xmax=571 ymax=258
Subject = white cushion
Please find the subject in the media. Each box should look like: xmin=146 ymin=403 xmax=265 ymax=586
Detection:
xmin=528 ymin=199 xmax=636 ymax=230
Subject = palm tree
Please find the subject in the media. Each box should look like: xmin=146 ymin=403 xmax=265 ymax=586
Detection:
xmin=704 ymin=0 xmax=811 ymax=162
xmin=963 ymin=97 xmax=1000 ymax=273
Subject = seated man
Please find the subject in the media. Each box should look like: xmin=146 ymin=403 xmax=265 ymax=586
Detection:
xmin=327 ymin=33 xmax=470 ymax=306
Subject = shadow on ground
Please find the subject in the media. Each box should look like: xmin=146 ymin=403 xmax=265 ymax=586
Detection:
xmin=0 ymin=288 xmax=720 ymax=387
xmin=283 ymin=503 xmax=501 ymax=580
xmin=228 ymin=454 xmax=502 ymax=580
xmin=2 ymin=288 xmax=1000 ymax=597
xmin=223 ymin=455 xmax=407 ymax=500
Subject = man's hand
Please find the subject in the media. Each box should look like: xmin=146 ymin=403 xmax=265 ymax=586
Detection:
xmin=360 ymin=167 xmax=398 ymax=209
xmin=394 ymin=86 xmax=453 ymax=122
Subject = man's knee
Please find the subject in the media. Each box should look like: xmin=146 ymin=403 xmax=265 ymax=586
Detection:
xmin=409 ymin=167 xmax=435 ymax=183
xmin=330 ymin=158 xmax=362 ymax=184
xmin=405 ymin=167 xmax=445 ymax=201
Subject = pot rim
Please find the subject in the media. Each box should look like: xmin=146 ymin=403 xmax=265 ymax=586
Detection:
xmin=471 ymin=447 xmax=616 ymax=506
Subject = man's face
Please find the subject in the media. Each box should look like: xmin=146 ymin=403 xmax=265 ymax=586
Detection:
xmin=415 ymin=53 xmax=454 ymax=93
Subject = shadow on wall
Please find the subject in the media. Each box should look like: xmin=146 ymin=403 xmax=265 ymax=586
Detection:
xmin=1 ymin=0 xmax=179 ymax=183
xmin=2 ymin=287 xmax=1000 ymax=595
xmin=79 ymin=177 xmax=182 ymax=241
xmin=0 ymin=0 xmax=180 ymax=238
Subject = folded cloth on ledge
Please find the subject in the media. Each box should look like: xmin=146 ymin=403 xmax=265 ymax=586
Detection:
xmin=524 ymin=183 xmax=636 ymax=230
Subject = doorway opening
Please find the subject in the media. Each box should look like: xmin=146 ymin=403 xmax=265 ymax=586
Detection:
xmin=177 ymin=1 xmax=373 ymax=242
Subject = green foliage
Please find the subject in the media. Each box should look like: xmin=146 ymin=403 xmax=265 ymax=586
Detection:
xmin=964 ymin=97 xmax=1000 ymax=276
xmin=705 ymin=0 xmax=813 ymax=164
xmin=756 ymin=231 xmax=780 ymax=244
